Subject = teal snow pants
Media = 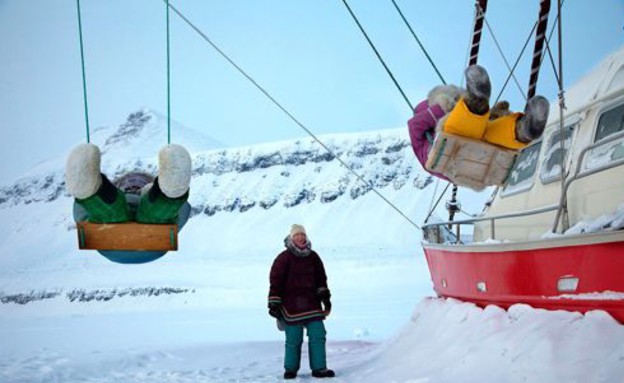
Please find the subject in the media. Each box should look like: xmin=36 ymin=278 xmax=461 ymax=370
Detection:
xmin=284 ymin=320 xmax=327 ymax=372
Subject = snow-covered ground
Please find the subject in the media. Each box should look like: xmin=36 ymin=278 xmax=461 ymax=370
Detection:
xmin=3 ymin=296 xmax=624 ymax=383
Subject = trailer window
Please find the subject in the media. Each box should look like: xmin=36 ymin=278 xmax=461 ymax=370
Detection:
xmin=502 ymin=141 xmax=542 ymax=196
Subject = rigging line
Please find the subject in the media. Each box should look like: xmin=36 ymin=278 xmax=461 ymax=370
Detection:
xmin=482 ymin=16 xmax=527 ymax=101
xmin=75 ymin=0 xmax=91 ymax=143
xmin=459 ymin=208 xmax=476 ymax=217
xmin=460 ymin=4 xmax=475 ymax=87
xmin=426 ymin=178 xmax=440 ymax=222
xmin=390 ymin=0 xmax=446 ymax=85
xmin=166 ymin=0 xmax=171 ymax=144
xmin=542 ymin=0 xmax=566 ymax=87
xmin=543 ymin=31 xmax=561 ymax=87
xmin=496 ymin=0 xmax=564 ymax=105
xmin=164 ymin=1 xmax=422 ymax=231
xmin=341 ymin=0 xmax=413 ymax=111
xmin=493 ymin=21 xmax=537 ymax=104
xmin=555 ymin=0 xmax=569 ymax=232
xmin=424 ymin=182 xmax=451 ymax=224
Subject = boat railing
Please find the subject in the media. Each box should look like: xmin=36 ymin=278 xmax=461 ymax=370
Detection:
xmin=552 ymin=128 xmax=624 ymax=232
xmin=422 ymin=204 xmax=559 ymax=244
xmin=423 ymin=129 xmax=624 ymax=245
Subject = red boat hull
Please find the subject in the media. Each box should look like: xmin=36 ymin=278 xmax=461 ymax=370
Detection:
xmin=423 ymin=231 xmax=624 ymax=323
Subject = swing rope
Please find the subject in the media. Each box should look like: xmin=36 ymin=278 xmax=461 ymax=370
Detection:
xmin=389 ymin=0 xmax=446 ymax=85
xmin=164 ymin=0 xmax=422 ymax=231
xmin=76 ymin=0 xmax=174 ymax=144
xmin=166 ymin=0 xmax=171 ymax=144
xmin=75 ymin=0 xmax=91 ymax=143
xmin=341 ymin=0 xmax=414 ymax=110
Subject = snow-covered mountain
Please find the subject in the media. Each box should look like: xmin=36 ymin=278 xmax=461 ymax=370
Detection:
xmin=0 ymin=108 xmax=487 ymax=274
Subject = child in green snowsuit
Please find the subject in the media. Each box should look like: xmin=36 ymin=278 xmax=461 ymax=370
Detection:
xmin=65 ymin=143 xmax=192 ymax=263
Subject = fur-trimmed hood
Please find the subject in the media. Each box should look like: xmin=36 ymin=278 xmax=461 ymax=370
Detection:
xmin=284 ymin=235 xmax=312 ymax=257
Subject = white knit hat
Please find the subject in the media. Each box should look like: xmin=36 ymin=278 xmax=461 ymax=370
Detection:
xmin=290 ymin=224 xmax=306 ymax=238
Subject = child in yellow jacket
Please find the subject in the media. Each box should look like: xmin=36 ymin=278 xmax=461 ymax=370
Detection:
xmin=442 ymin=65 xmax=550 ymax=150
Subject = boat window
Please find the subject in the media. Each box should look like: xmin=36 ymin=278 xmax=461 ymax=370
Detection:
xmin=501 ymin=141 xmax=542 ymax=196
xmin=584 ymin=103 xmax=624 ymax=171
xmin=594 ymin=103 xmax=624 ymax=142
xmin=539 ymin=124 xmax=575 ymax=184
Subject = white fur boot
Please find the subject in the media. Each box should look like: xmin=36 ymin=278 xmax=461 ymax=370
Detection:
xmin=158 ymin=144 xmax=192 ymax=198
xmin=65 ymin=143 xmax=102 ymax=199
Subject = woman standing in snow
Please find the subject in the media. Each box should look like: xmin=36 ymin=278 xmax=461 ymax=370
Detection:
xmin=268 ymin=224 xmax=335 ymax=379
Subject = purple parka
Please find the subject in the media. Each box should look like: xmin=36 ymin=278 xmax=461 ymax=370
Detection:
xmin=407 ymin=100 xmax=449 ymax=181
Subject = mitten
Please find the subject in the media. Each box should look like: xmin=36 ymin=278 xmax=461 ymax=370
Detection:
xmin=317 ymin=288 xmax=331 ymax=300
xmin=322 ymin=297 xmax=332 ymax=313
xmin=268 ymin=302 xmax=281 ymax=318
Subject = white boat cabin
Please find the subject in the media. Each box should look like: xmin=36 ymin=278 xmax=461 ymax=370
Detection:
xmin=467 ymin=46 xmax=624 ymax=243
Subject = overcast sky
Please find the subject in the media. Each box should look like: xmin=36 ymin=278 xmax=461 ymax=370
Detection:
xmin=0 ymin=0 xmax=622 ymax=184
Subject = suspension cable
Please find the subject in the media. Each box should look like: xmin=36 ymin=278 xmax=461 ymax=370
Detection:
xmin=482 ymin=17 xmax=527 ymax=101
xmin=166 ymin=0 xmax=171 ymax=144
xmin=164 ymin=1 xmax=422 ymax=230
xmin=424 ymin=182 xmax=451 ymax=223
xmin=554 ymin=0 xmax=569 ymax=232
xmin=426 ymin=178 xmax=440 ymax=221
xmin=389 ymin=0 xmax=446 ymax=85
xmin=495 ymin=0 xmax=564 ymax=104
xmin=543 ymin=0 xmax=566 ymax=86
xmin=341 ymin=0 xmax=413 ymax=110
xmin=493 ymin=23 xmax=537 ymax=104
xmin=75 ymin=0 xmax=91 ymax=143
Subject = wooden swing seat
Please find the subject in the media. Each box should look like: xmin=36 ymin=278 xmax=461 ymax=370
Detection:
xmin=76 ymin=222 xmax=179 ymax=251
xmin=425 ymin=132 xmax=518 ymax=191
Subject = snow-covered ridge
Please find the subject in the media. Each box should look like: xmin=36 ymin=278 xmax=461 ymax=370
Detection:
xmin=0 ymin=287 xmax=193 ymax=305
xmin=187 ymin=131 xmax=431 ymax=217
xmin=0 ymin=115 xmax=433 ymax=218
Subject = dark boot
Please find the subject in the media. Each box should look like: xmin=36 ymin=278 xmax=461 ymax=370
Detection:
xmin=312 ymin=368 xmax=335 ymax=378
xmin=464 ymin=65 xmax=491 ymax=115
xmin=515 ymin=95 xmax=550 ymax=143
xmin=283 ymin=370 xmax=297 ymax=380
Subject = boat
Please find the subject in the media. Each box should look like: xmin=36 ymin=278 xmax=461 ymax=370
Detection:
xmin=422 ymin=45 xmax=624 ymax=323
